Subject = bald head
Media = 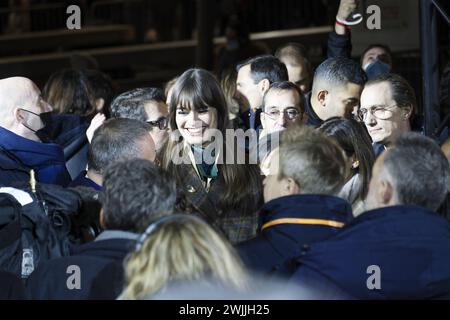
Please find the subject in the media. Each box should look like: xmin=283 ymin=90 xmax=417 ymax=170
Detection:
xmin=0 ymin=77 xmax=52 ymax=141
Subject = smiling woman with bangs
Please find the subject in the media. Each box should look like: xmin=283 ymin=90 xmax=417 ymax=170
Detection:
xmin=160 ymin=68 xmax=263 ymax=244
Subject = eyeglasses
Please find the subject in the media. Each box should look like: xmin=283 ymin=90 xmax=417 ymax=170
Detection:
xmin=264 ymin=108 xmax=302 ymax=120
xmin=146 ymin=117 xmax=168 ymax=130
xmin=357 ymin=105 xmax=398 ymax=121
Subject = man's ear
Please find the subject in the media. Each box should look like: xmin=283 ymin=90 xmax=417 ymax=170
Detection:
xmin=285 ymin=177 xmax=300 ymax=196
xmin=258 ymin=79 xmax=271 ymax=94
xmin=379 ymin=179 xmax=394 ymax=205
xmin=402 ymin=105 xmax=413 ymax=120
xmin=13 ymin=107 xmax=24 ymax=122
xmin=317 ymin=90 xmax=329 ymax=107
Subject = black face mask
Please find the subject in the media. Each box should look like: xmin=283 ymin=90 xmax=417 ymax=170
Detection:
xmin=19 ymin=109 xmax=53 ymax=143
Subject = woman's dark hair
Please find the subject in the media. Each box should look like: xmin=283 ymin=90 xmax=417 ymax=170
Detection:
xmin=318 ymin=117 xmax=375 ymax=200
xmin=84 ymin=69 xmax=116 ymax=118
xmin=43 ymin=69 xmax=96 ymax=117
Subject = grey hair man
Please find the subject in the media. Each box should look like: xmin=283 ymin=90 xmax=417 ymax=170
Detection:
xmin=359 ymin=73 xmax=415 ymax=156
xmin=238 ymin=126 xmax=352 ymax=276
xmin=365 ymin=133 xmax=450 ymax=212
xmin=110 ymin=87 xmax=169 ymax=152
xmin=289 ymin=134 xmax=450 ymax=300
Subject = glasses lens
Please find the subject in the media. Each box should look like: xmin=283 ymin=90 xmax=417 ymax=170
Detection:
xmin=373 ymin=108 xmax=391 ymax=120
xmin=286 ymin=111 xmax=299 ymax=120
xmin=267 ymin=111 xmax=280 ymax=119
xmin=158 ymin=118 xmax=168 ymax=130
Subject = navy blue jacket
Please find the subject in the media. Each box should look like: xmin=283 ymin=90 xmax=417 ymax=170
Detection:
xmin=327 ymin=31 xmax=352 ymax=59
xmin=0 ymin=127 xmax=71 ymax=187
xmin=69 ymin=171 xmax=101 ymax=191
xmin=290 ymin=205 xmax=450 ymax=299
xmin=26 ymin=231 xmax=138 ymax=299
xmin=0 ymin=270 xmax=27 ymax=300
xmin=237 ymin=194 xmax=353 ymax=277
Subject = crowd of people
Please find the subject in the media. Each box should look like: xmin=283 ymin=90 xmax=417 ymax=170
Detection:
xmin=0 ymin=0 xmax=450 ymax=300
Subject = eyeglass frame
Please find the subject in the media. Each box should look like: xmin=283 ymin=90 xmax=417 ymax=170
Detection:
xmin=146 ymin=117 xmax=168 ymax=130
xmin=263 ymin=107 xmax=303 ymax=121
xmin=357 ymin=104 xmax=399 ymax=121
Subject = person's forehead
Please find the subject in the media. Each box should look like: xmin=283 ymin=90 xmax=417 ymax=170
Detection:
xmin=237 ymin=64 xmax=252 ymax=81
xmin=361 ymin=82 xmax=391 ymax=105
xmin=364 ymin=47 xmax=388 ymax=59
xmin=266 ymin=89 xmax=299 ymax=104
xmin=286 ymin=64 xmax=308 ymax=79
xmin=334 ymin=82 xmax=362 ymax=97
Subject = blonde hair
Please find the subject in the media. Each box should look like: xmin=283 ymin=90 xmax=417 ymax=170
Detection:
xmin=120 ymin=215 xmax=249 ymax=300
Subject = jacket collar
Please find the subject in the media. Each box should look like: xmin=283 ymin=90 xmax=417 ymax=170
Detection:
xmin=0 ymin=126 xmax=65 ymax=168
xmin=347 ymin=204 xmax=446 ymax=229
xmin=95 ymin=230 xmax=140 ymax=242
xmin=296 ymin=205 xmax=450 ymax=299
xmin=71 ymin=230 xmax=140 ymax=257
xmin=260 ymin=194 xmax=353 ymax=230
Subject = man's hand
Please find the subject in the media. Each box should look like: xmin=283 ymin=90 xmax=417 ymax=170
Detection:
xmin=337 ymin=0 xmax=359 ymax=21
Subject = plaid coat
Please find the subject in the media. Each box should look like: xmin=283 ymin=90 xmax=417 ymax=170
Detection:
xmin=171 ymin=160 xmax=262 ymax=245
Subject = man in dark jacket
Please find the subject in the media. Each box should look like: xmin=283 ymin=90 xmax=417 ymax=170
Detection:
xmin=69 ymin=118 xmax=156 ymax=191
xmin=26 ymin=159 xmax=176 ymax=299
xmin=236 ymin=55 xmax=288 ymax=130
xmin=306 ymin=57 xmax=366 ymax=127
xmin=0 ymin=270 xmax=27 ymax=300
xmin=290 ymin=133 xmax=450 ymax=299
xmin=0 ymin=77 xmax=71 ymax=187
xmin=237 ymin=126 xmax=353 ymax=277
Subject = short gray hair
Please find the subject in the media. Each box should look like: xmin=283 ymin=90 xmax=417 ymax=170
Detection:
xmin=382 ymin=132 xmax=450 ymax=211
xmin=278 ymin=126 xmax=347 ymax=195
xmin=110 ymin=87 xmax=165 ymax=121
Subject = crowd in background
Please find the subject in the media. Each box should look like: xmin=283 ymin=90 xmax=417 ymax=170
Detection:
xmin=0 ymin=0 xmax=450 ymax=300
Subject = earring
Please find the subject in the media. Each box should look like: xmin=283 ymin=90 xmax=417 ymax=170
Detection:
xmin=351 ymin=160 xmax=360 ymax=169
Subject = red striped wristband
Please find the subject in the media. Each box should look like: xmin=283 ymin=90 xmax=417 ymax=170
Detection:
xmin=335 ymin=18 xmax=351 ymax=30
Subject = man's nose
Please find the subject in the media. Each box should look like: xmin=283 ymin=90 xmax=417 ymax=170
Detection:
xmin=277 ymin=112 xmax=287 ymax=125
xmin=364 ymin=112 xmax=377 ymax=126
